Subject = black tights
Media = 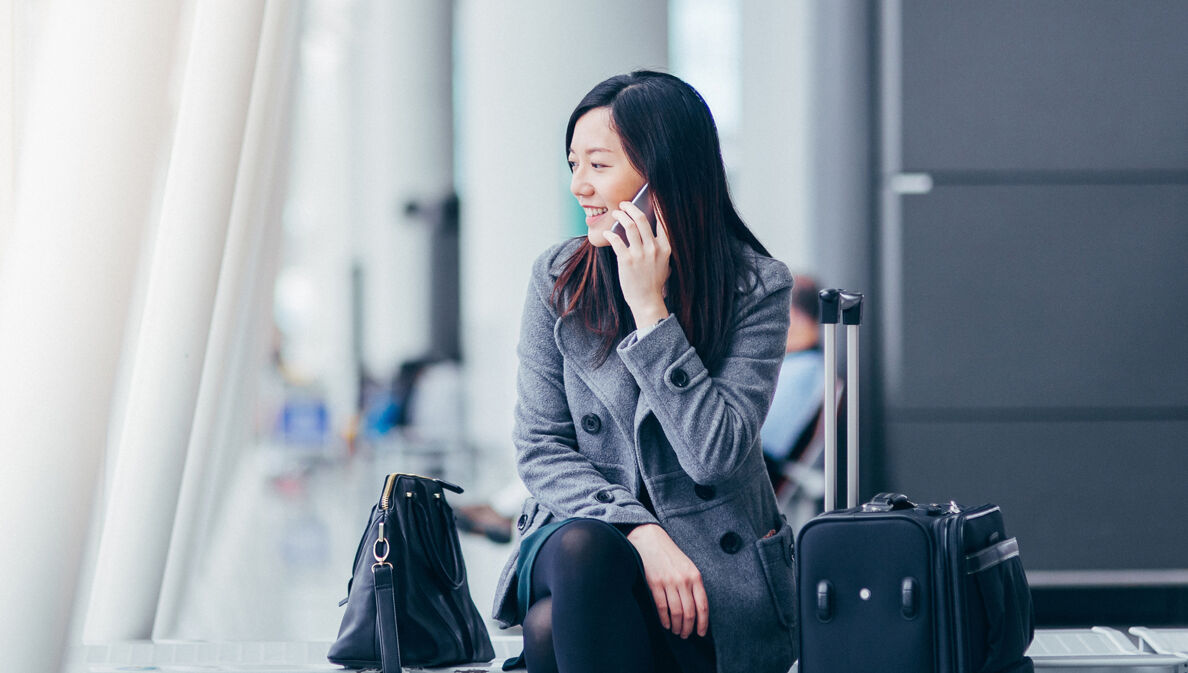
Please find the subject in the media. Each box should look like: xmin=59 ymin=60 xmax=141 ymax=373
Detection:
xmin=521 ymin=519 xmax=714 ymax=673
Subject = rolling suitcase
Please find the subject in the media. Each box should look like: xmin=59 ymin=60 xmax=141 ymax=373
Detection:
xmin=794 ymin=289 xmax=1036 ymax=673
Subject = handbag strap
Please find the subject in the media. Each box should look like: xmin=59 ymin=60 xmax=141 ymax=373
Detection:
xmin=372 ymin=562 xmax=403 ymax=673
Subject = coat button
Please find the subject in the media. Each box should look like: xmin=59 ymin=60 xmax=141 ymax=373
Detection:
xmin=694 ymin=484 xmax=715 ymax=500
xmin=669 ymin=368 xmax=690 ymax=388
xmin=719 ymin=531 xmax=742 ymax=554
xmin=517 ymin=514 xmax=528 ymax=531
xmin=595 ymin=490 xmax=613 ymax=503
xmin=581 ymin=413 xmax=602 ymax=434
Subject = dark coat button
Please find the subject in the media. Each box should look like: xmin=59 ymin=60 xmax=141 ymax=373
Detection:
xmin=595 ymin=490 xmax=613 ymax=503
xmin=517 ymin=514 xmax=528 ymax=531
xmin=720 ymin=531 xmax=742 ymax=554
xmin=581 ymin=413 xmax=602 ymax=434
xmin=694 ymin=484 xmax=716 ymax=500
xmin=670 ymin=368 xmax=690 ymax=388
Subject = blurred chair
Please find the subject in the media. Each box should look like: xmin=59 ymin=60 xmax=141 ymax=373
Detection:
xmin=770 ymin=381 xmax=844 ymax=531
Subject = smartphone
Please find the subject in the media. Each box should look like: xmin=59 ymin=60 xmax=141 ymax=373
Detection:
xmin=611 ymin=183 xmax=656 ymax=247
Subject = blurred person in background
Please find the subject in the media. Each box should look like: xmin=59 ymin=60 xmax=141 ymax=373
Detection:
xmin=491 ymin=71 xmax=796 ymax=673
xmin=760 ymin=275 xmax=824 ymax=488
xmin=454 ymin=479 xmax=525 ymax=545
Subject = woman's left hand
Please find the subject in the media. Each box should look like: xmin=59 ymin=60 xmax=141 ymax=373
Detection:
xmin=626 ymin=523 xmax=710 ymax=639
xmin=604 ymin=200 xmax=671 ymax=330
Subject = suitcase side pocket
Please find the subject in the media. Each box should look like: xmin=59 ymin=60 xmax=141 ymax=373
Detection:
xmin=967 ymin=538 xmax=1035 ymax=673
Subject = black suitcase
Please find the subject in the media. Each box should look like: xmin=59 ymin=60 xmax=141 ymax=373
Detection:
xmin=794 ymin=290 xmax=1035 ymax=673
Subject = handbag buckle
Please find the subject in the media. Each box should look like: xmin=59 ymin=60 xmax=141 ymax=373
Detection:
xmin=373 ymin=522 xmax=391 ymax=565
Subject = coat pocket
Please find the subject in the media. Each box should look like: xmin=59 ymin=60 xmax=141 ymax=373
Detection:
xmin=756 ymin=522 xmax=798 ymax=629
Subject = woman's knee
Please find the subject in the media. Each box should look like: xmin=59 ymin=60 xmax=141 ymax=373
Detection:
xmin=541 ymin=519 xmax=639 ymax=586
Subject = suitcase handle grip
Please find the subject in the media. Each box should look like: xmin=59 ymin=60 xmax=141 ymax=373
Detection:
xmin=863 ymin=492 xmax=916 ymax=512
xmin=839 ymin=290 xmax=863 ymax=325
xmin=818 ymin=289 xmax=840 ymax=324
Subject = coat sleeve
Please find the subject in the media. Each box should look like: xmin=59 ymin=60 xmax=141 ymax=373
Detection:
xmin=512 ymin=253 xmax=659 ymax=526
xmin=617 ymin=260 xmax=794 ymax=485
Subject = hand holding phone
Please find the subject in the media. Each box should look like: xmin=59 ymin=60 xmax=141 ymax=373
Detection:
xmin=605 ymin=181 xmax=671 ymax=325
xmin=611 ymin=183 xmax=655 ymax=247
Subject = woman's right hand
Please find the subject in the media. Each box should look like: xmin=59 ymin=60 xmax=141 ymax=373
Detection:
xmin=626 ymin=523 xmax=710 ymax=639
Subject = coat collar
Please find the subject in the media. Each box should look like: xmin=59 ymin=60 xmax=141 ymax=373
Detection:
xmin=545 ymin=239 xmax=656 ymax=440
xmin=545 ymin=237 xmax=584 ymax=280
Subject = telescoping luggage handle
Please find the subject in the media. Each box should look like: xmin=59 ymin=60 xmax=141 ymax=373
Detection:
xmin=819 ymin=289 xmax=863 ymax=512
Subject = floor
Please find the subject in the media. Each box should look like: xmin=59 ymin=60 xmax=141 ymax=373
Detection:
xmin=67 ymin=637 xmax=525 ymax=672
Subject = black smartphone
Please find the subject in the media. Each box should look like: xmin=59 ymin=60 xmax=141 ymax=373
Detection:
xmin=611 ymin=183 xmax=656 ymax=247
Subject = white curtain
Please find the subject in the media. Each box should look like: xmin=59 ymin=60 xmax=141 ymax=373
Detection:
xmin=1 ymin=0 xmax=16 ymax=252
xmin=84 ymin=0 xmax=270 ymax=641
xmin=0 ymin=0 xmax=300 ymax=666
xmin=153 ymin=0 xmax=303 ymax=638
xmin=0 ymin=1 xmax=186 ymax=669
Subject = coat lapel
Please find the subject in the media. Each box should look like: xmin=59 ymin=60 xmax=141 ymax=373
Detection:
xmin=545 ymin=239 xmax=651 ymax=444
xmin=553 ymin=312 xmax=641 ymax=442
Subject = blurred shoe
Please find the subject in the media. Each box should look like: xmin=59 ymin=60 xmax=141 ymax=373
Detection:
xmin=454 ymin=503 xmax=513 ymax=544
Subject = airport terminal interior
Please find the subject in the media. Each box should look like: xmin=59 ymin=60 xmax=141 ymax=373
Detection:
xmin=2 ymin=1 xmax=1187 ymax=672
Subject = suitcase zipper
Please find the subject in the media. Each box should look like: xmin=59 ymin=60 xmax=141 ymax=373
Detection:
xmin=962 ymin=505 xmax=999 ymax=521
xmin=944 ymin=515 xmax=965 ymax=673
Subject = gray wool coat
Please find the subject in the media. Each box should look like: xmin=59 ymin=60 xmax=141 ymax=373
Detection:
xmin=492 ymin=237 xmax=797 ymax=673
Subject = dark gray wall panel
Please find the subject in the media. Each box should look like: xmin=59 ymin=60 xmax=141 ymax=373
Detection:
xmin=886 ymin=184 xmax=1188 ymax=410
xmin=883 ymin=420 xmax=1188 ymax=572
xmin=877 ymin=1 xmax=1188 ymax=605
xmin=899 ymin=0 xmax=1188 ymax=172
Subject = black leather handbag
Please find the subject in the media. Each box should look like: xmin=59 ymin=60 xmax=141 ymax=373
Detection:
xmin=328 ymin=473 xmax=495 ymax=672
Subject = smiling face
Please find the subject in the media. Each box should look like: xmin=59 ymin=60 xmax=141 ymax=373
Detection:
xmin=567 ymin=107 xmax=647 ymax=247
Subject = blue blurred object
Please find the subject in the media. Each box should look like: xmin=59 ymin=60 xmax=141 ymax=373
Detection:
xmin=361 ymin=388 xmax=400 ymax=438
xmin=279 ymin=395 xmax=329 ymax=446
xmin=761 ymin=349 xmax=825 ymax=462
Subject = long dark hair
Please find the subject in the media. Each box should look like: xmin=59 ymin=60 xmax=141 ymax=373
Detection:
xmin=553 ymin=70 xmax=772 ymax=368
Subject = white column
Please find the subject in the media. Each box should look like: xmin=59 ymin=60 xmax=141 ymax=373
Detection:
xmin=278 ymin=0 xmax=356 ymax=431
xmin=455 ymin=0 xmax=667 ymax=492
xmin=84 ymin=0 xmax=267 ymax=641
xmin=351 ymin=0 xmax=453 ymax=379
xmin=152 ymin=0 xmax=301 ymax=638
xmin=0 ymin=0 xmax=183 ymax=669
xmin=737 ymin=0 xmax=815 ymax=273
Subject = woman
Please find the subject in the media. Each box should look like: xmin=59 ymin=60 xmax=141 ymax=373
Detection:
xmin=492 ymin=71 xmax=797 ymax=673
